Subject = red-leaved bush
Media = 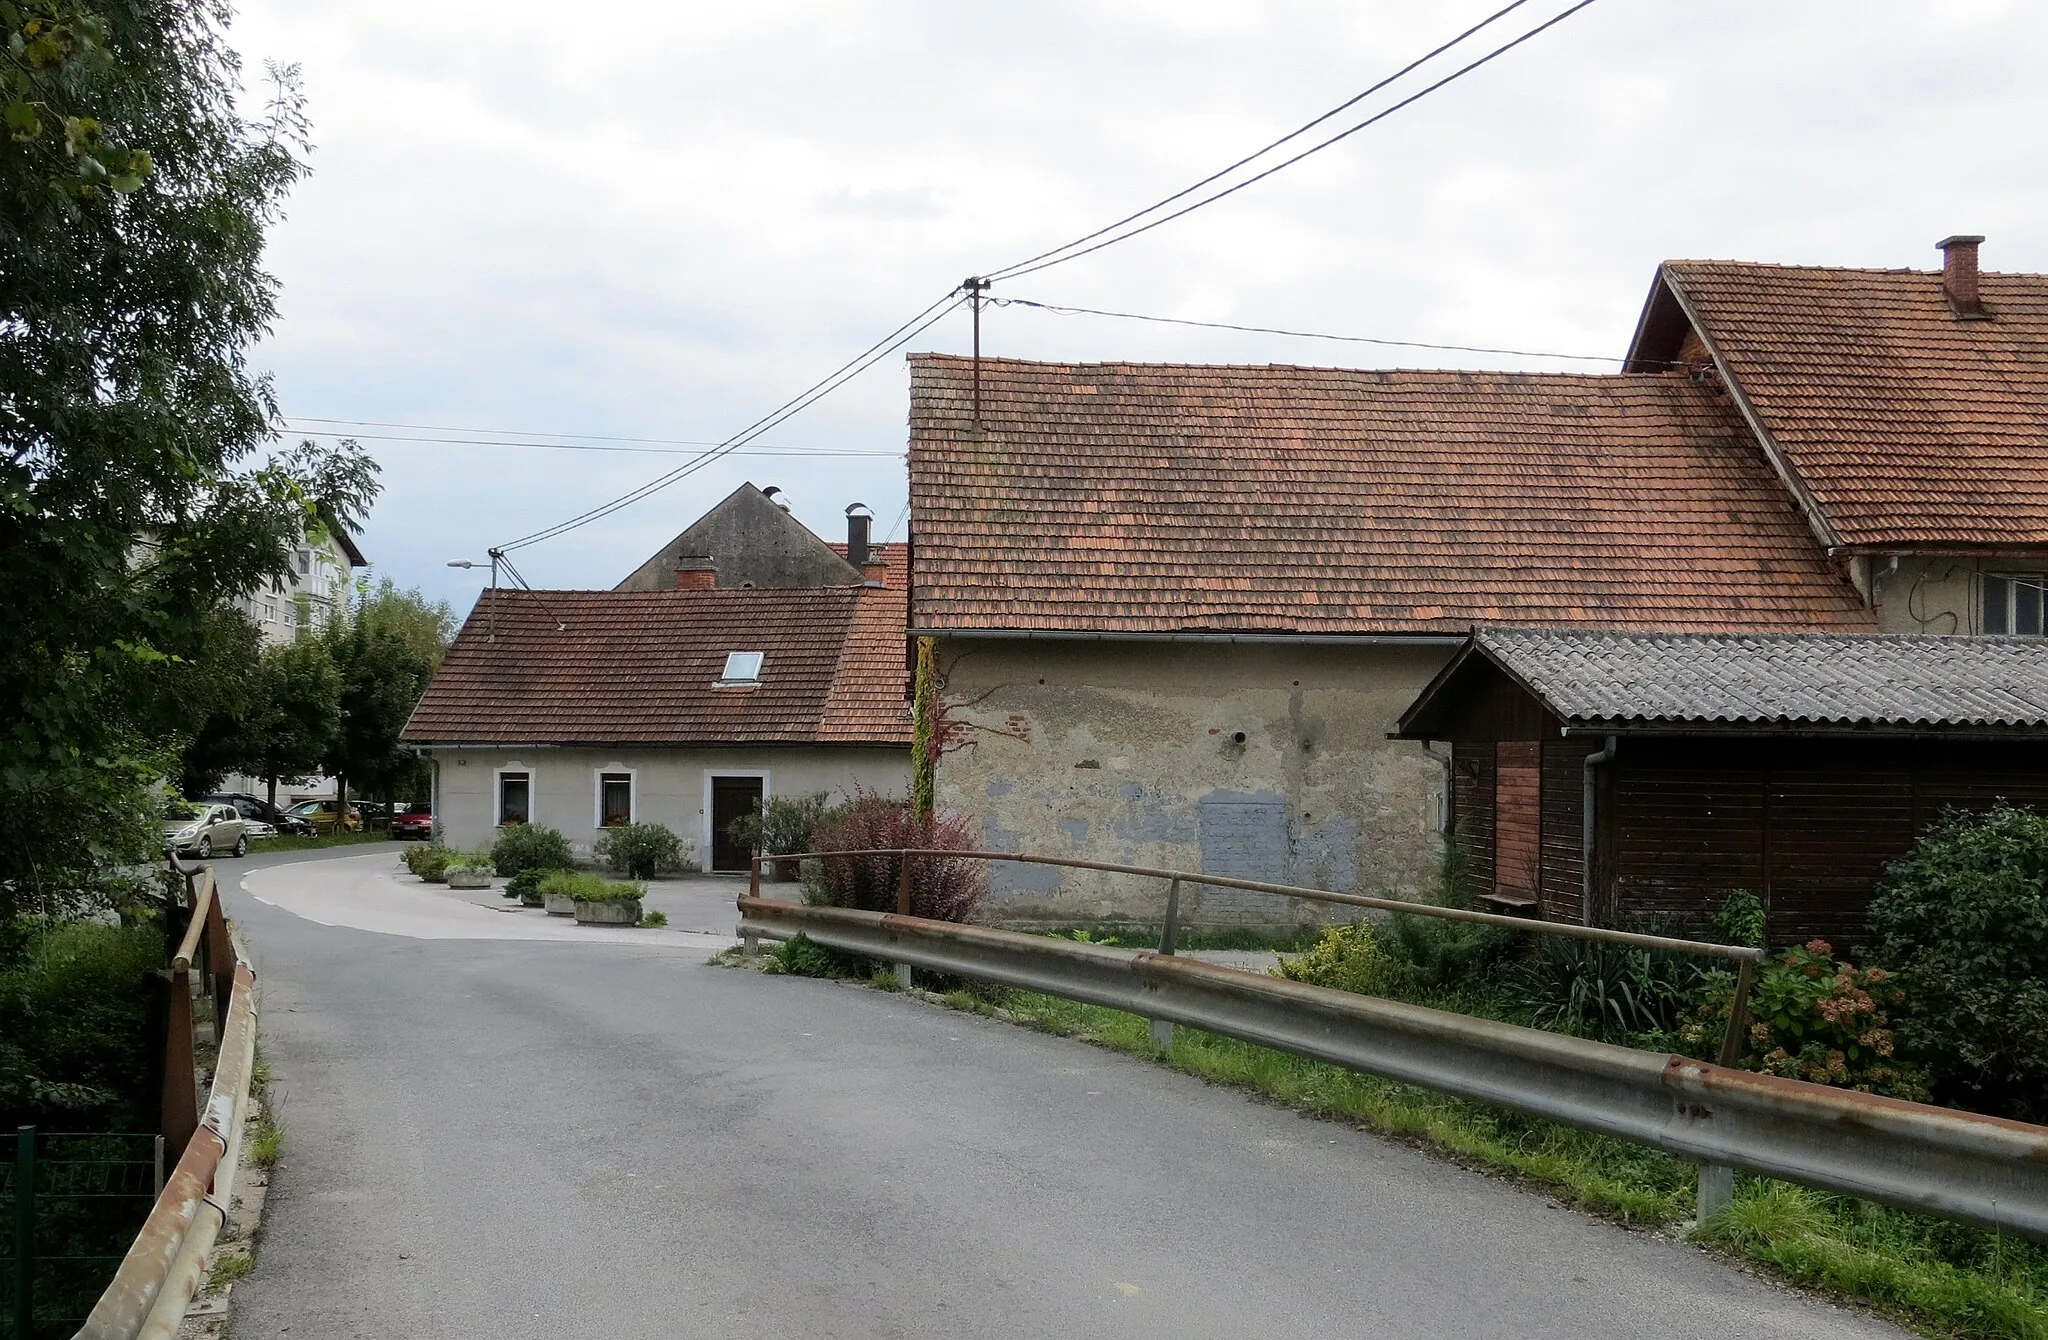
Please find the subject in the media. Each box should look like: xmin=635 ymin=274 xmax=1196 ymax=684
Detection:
xmin=806 ymin=790 xmax=986 ymax=924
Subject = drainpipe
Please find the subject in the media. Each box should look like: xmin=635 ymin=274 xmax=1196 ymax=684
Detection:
xmin=1581 ymin=736 xmax=1618 ymax=926
xmin=1419 ymin=742 xmax=1453 ymax=834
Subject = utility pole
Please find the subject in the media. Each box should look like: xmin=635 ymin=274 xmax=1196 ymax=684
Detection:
xmin=962 ymin=276 xmax=991 ymax=429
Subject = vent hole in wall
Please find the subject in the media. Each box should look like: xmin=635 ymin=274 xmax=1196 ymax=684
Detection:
xmin=1232 ymin=731 xmax=1247 ymax=745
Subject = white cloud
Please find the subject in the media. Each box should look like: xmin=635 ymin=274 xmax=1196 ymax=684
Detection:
xmin=225 ymin=0 xmax=2048 ymax=608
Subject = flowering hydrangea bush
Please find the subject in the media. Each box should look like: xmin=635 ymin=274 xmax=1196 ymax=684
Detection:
xmin=1677 ymin=939 xmax=1929 ymax=1102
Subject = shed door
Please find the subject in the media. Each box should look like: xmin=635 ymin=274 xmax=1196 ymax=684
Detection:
xmin=1495 ymin=741 xmax=1542 ymax=898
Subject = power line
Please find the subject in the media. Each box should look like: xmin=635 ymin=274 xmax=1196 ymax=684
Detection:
xmin=285 ymin=427 xmax=901 ymax=459
xmin=989 ymin=0 xmax=1603 ymax=283
xmin=285 ymin=415 xmax=855 ymax=453
xmin=993 ymin=297 xmax=1623 ymax=363
xmin=495 ymin=290 xmax=964 ymax=554
xmin=986 ymin=0 xmax=1539 ymax=282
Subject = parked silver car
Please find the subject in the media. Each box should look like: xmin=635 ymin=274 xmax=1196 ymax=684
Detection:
xmin=162 ymin=800 xmax=253 ymax=859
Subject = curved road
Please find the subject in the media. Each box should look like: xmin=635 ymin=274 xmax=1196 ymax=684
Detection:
xmin=222 ymin=847 xmax=1900 ymax=1339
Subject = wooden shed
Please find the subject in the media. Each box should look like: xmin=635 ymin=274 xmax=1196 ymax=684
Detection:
xmin=1395 ymin=629 xmax=2048 ymax=947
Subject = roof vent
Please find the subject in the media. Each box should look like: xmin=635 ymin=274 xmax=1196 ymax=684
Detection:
xmin=845 ymin=502 xmax=872 ymax=569
xmin=762 ymin=485 xmax=793 ymax=512
xmin=717 ymin=651 xmax=764 ymax=685
xmin=1938 ymin=234 xmax=1989 ymax=319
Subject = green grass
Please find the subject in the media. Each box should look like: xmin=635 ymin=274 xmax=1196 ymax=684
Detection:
xmin=207 ymin=1251 xmax=254 ymax=1290
xmin=252 ymin=831 xmax=393 ymax=852
xmin=926 ymin=984 xmax=2048 ymax=1339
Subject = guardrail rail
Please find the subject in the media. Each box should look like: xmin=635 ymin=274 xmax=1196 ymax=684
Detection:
xmin=71 ymin=861 xmax=259 ymax=1340
xmin=742 ymin=847 xmax=2048 ymax=1238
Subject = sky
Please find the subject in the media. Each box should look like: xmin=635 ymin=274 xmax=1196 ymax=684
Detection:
xmin=224 ymin=0 xmax=2048 ymax=612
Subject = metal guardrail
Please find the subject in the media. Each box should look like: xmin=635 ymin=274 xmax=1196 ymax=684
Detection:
xmin=760 ymin=847 xmax=1765 ymax=1068
xmin=72 ymin=864 xmax=259 ymax=1340
xmin=736 ymin=894 xmax=2048 ymax=1241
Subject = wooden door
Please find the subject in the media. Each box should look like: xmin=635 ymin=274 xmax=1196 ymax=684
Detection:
xmin=1495 ymin=741 xmax=1542 ymax=899
xmin=710 ymin=776 xmax=765 ymax=872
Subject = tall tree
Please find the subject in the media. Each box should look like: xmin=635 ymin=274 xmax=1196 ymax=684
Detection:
xmin=171 ymin=603 xmax=265 ymax=796
xmin=0 ymin=1 xmax=374 ymax=913
xmin=325 ymin=580 xmax=454 ymax=808
xmin=248 ymin=638 xmax=340 ymax=807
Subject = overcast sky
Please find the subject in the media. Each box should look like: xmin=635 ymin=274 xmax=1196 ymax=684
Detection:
xmin=226 ymin=0 xmax=2047 ymax=610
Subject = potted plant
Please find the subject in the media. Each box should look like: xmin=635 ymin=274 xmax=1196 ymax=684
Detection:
xmin=726 ymin=793 xmax=827 ymax=881
xmin=445 ymin=853 xmax=494 ymax=889
xmin=537 ymin=869 xmax=605 ymax=917
xmin=402 ymin=843 xmax=454 ymax=884
xmin=572 ymin=880 xmax=646 ymax=926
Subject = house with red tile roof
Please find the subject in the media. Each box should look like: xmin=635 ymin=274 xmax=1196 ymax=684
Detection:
xmin=907 ymin=237 xmax=2048 ymax=929
xmin=403 ymin=494 xmax=908 ymax=868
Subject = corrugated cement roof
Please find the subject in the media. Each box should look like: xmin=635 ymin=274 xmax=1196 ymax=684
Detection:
xmin=1473 ymin=628 xmax=2048 ymax=729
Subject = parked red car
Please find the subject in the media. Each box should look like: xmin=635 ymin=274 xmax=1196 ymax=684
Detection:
xmin=391 ymin=804 xmax=435 ymax=840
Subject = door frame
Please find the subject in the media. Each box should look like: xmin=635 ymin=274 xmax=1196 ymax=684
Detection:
xmin=703 ymin=770 xmax=771 ymax=872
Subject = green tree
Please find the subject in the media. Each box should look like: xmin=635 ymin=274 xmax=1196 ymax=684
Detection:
xmin=247 ymin=638 xmax=340 ymax=807
xmin=1 ymin=0 xmax=375 ymax=913
xmin=324 ymin=580 xmax=452 ymax=809
xmin=172 ymin=604 xmax=266 ymax=795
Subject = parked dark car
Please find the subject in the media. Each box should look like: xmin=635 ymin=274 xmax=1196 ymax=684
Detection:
xmin=390 ymin=804 xmax=434 ymax=840
xmin=206 ymin=793 xmax=313 ymax=837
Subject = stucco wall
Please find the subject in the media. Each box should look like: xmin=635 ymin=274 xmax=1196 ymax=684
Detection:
xmin=1875 ymin=557 xmax=2048 ymax=634
xmin=932 ymin=639 xmax=1456 ymax=929
xmin=426 ymin=745 xmax=908 ymax=862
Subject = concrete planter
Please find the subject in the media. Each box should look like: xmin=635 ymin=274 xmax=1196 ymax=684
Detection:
xmin=446 ymin=868 xmax=492 ymax=890
xmin=543 ymin=892 xmax=576 ymax=917
xmin=574 ymin=898 xmax=642 ymax=926
xmin=519 ymin=888 xmax=545 ymax=908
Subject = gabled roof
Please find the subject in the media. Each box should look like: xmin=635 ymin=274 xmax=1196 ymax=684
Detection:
xmin=401 ymin=582 xmax=907 ymax=748
xmin=1397 ymin=627 xmax=2048 ymax=738
xmin=907 ymin=354 xmax=1873 ymax=637
xmin=616 ymin=482 xmax=862 ymax=591
xmin=1628 ymin=260 xmax=2048 ymax=551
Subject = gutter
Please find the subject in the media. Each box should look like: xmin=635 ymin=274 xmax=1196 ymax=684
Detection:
xmin=1581 ymin=736 xmax=1618 ymax=926
xmin=907 ymin=628 xmax=1464 ymax=647
xmin=1419 ymin=741 xmax=1453 ymax=834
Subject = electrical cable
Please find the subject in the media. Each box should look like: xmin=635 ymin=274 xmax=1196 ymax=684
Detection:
xmin=986 ymin=0 xmax=1539 ymax=282
xmin=494 ymin=291 xmax=964 ymax=554
xmin=993 ymin=296 xmax=1621 ymax=363
xmin=284 ymin=416 xmax=872 ymax=454
xmin=283 ymin=427 xmax=901 ymax=458
xmin=990 ymin=0 xmax=1603 ymax=283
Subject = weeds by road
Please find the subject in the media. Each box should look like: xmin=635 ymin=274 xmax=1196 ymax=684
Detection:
xmin=253 ymin=832 xmax=393 ymax=854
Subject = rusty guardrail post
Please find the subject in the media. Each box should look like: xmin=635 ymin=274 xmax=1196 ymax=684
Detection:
xmin=203 ymin=879 xmax=232 ymax=1029
xmin=160 ymin=966 xmax=197 ymax=1158
xmin=1149 ymin=878 xmax=1182 ymax=1049
xmin=894 ymin=851 xmax=914 ymax=988
xmin=1699 ymin=957 xmax=1762 ymax=1220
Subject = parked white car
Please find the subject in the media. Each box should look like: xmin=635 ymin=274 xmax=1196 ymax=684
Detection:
xmin=162 ymin=800 xmax=253 ymax=859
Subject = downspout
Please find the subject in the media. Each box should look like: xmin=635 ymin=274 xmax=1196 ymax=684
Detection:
xmin=1420 ymin=742 xmax=1453 ymax=834
xmin=1581 ymin=736 xmax=1618 ymax=926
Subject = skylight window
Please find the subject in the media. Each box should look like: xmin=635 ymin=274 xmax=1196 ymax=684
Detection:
xmin=719 ymin=651 xmax=765 ymax=684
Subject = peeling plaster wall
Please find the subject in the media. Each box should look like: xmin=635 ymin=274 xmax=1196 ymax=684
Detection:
xmin=933 ymin=638 xmax=1454 ymax=928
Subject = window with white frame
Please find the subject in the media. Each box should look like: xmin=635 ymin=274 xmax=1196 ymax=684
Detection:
xmin=598 ymin=771 xmax=633 ymax=828
xmin=717 ymin=651 xmax=764 ymax=685
xmin=1983 ymin=573 xmax=2048 ymax=636
xmin=497 ymin=770 xmax=531 ymax=826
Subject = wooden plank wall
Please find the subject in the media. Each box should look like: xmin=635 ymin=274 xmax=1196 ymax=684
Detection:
xmin=1539 ymin=740 xmax=1603 ymax=922
xmin=1451 ymin=743 xmax=1496 ymax=897
xmin=1494 ymin=742 xmax=1542 ymax=897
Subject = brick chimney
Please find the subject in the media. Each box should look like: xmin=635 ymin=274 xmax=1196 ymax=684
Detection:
xmin=862 ymin=552 xmax=889 ymax=587
xmin=674 ymin=555 xmax=717 ymax=589
xmin=1938 ymin=234 xmax=1988 ymax=318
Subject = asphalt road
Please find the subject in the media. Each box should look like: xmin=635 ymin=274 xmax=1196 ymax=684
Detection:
xmin=221 ymin=848 xmax=1903 ymax=1340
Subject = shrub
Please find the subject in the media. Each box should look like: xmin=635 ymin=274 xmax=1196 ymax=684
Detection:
xmin=504 ymin=866 xmax=566 ymax=901
xmin=402 ymin=843 xmax=453 ymax=882
xmin=805 ymin=790 xmax=985 ymax=923
xmin=594 ymin=822 xmax=685 ymax=879
xmin=1376 ymin=832 xmax=1521 ymax=991
xmin=536 ymin=870 xmax=641 ymax=903
xmin=726 ymin=793 xmax=828 ymax=856
xmin=447 ymin=850 xmax=495 ymax=873
xmin=763 ymin=931 xmax=847 ymax=978
xmin=1867 ymin=802 xmax=2048 ymax=1120
xmin=491 ymin=825 xmax=574 ymax=877
xmin=1710 ymin=889 xmax=1767 ymax=949
xmin=1508 ymin=934 xmax=1706 ymax=1043
xmin=639 ymin=909 xmax=667 ymax=928
xmin=0 ymin=922 xmax=162 ymax=1130
xmin=1677 ymin=939 xmax=1929 ymax=1101
xmin=1274 ymin=922 xmax=1405 ymax=997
